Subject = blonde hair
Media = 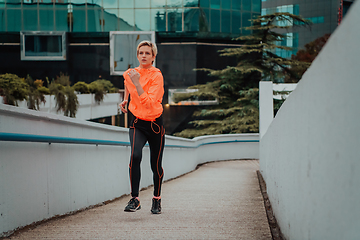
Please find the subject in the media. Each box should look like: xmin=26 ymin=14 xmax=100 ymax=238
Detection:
xmin=136 ymin=40 xmax=158 ymax=56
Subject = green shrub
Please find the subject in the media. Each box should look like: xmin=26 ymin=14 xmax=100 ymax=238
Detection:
xmin=0 ymin=73 xmax=29 ymax=106
xmin=73 ymin=81 xmax=90 ymax=94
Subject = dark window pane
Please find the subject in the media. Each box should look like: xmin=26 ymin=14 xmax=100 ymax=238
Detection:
xmin=243 ymin=0 xmax=251 ymax=12
xmin=73 ymin=5 xmax=86 ymax=32
xmin=184 ymin=8 xmax=199 ymax=31
xmin=87 ymin=5 xmax=101 ymax=31
xmin=242 ymin=11 xmax=251 ymax=34
xmin=232 ymin=0 xmax=240 ymax=10
xmin=152 ymin=9 xmax=166 ymax=31
xmin=0 ymin=9 xmax=4 ymax=31
xmin=168 ymin=9 xmax=183 ymax=31
xmin=23 ymin=8 xmax=38 ymax=31
xmin=252 ymin=0 xmax=261 ymax=12
xmin=200 ymin=0 xmax=209 ymax=8
xmin=231 ymin=10 xmax=240 ymax=34
xmin=221 ymin=0 xmax=231 ymax=10
xmin=55 ymin=8 xmax=69 ymax=31
xmin=221 ymin=10 xmax=230 ymax=33
xmin=7 ymin=8 xmax=22 ymax=31
xmin=210 ymin=9 xmax=220 ymax=32
xmin=210 ymin=0 xmax=220 ymax=9
xmin=24 ymin=35 xmax=62 ymax=57
xmin=199 ymin=8 xmax=209 ymax=32
xmin=40 ymin=7 xmax=55 ymax=31
xmin=104 ymin=9 xmax=120 ymax=31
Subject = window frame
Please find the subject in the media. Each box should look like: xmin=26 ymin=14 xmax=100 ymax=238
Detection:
xmin=109 ymin=31 xmax=156 ymax=75
xmin=20 ymin=31 xmax=66 ymax=61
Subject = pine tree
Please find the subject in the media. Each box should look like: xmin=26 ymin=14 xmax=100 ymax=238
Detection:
xmin=172 ymin=13 xmax=311 ymax=138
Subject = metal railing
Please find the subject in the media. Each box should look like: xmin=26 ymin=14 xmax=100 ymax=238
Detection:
xmin=0 ymin=132 xmax=259 ymax=148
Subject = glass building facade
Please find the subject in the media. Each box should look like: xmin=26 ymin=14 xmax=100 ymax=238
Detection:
xmin=262 ymin=0 xmax=354 ymax=58
xmin=0 ymin=0 xmax=261 ymax=36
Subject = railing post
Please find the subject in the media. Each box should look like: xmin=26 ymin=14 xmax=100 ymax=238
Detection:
xmin=259 ymin=81 xmax=274 ymax=139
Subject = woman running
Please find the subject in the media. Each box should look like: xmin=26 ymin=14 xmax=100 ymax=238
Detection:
xmin=119 ymin=40 xmax=165 ymax=214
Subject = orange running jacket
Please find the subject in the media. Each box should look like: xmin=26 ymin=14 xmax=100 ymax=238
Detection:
xmin=123 ymin=66 xmax=164 ymax=121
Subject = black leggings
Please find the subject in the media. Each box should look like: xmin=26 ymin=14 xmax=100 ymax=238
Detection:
xmin=128 ymin=115 xmax=165 ymax=198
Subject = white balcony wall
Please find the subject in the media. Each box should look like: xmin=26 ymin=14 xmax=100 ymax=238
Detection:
xmin=0 ymin=103 xmax=259 ymax=237
xmin=0 ymin=93 xmax=122 ymax=120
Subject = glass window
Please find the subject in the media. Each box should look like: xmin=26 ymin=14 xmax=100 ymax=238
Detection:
xmin=232 ymin=0 xmax=240 ymax=10
xmin=200 ymin=0 xmax=209 ymax=8
xmin=221 ymin=0 xmax=230 ymax=10
xmin=119 ymin=9 xmax=135 ymax=30
xmin=151 ymin=0 xmax=166 ymax=8
xmin=242 ymin=11 xmax=251 ymax=35
xmin=243 ymin=0 xmax=251 ymax=12
xmin=104 ymin=9 xmax=119 ymax=31
xmin=199 ymin=8 xmax=209 ymax=32
xmin=294 ymin=5 xmax=299 ymax=15
xmin=119 ymin=0 xmax=134 ymax=9
xmin=167 ymin=8 xmax=183 ymax=31
xmin=87 ymin=5 xmax=102 ymax=31
xmin=184 ymin=8 xmax=199 ymax=31
xmin=210 ymin=0 xmax=220 ymax=9
xmin=86 ymin=0 xmax=101 ymax=6
xmin=72 ymin=9 xmax=86 ymax=32
xmin=221 ymin=10 xmax=230 ymax=33
xmin=0 ymin=9 xmax=4 ymax=31
xmin=70 ymin=0 xmax=87 ymax=3
xmin=231 ymin=10 xmax=240 ymax=34
xmin=210 ymin=9 xmax=220 ymax=32
xmin=39 ymin=7 xmax=55 ymax=31
xmin=135 ymin=9 xmax=151 ymax=31
xmin=103 ymin=0 xmax=118 ymax=8
xmin=252 ymin=0 xmax=261 ymax=13
xmin=71 ymin=4 xmax=86 ymax=32
xmin=184 ymin=0 xmax=198 ymax=7
xmin=20 ymin=32 xmax=66 ymax=61
xmin=23 ymin=8 xmax=38 ymax=31
xmin=151 ymin=8 xmax=166 ymax=31
xmin=55 ymin=8 xmax=70 ymax=31
xmin=7 ymin=8 xmax=22 ymax=31
xmin=167 ymin=0 xmax=182 ymax=8
xmin=135 ymin=0 xmax=150 ymax=8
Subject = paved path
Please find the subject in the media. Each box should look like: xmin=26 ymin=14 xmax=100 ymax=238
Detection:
xmin=5 ymin=160 xmax=272 ymax=240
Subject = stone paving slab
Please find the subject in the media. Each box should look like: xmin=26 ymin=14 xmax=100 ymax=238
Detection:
xmin=4 ymin=160 xmax=272 ymax=240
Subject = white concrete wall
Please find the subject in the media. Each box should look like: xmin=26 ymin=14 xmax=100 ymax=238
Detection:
xmin=0 ymin=103 xmax=259 ymax=237
xmin=260 ymin=1 xmax=360 ymax=239
xmin=0 ymin=93 xmax=122 ymax=120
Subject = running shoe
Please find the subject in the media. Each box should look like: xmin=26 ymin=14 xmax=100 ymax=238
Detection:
xmin=151 ymin=198 xmax=161 ymax=214
xmin=124 ymin=197 xmax=141 ymax=212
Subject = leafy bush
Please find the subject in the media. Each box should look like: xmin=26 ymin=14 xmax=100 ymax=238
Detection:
xmin=73 ymin=81 xmax=90 ymax=94
xmin=24 ymin=75 xmax=46 ymax=110
xmin=0 ymin=73 xmax=29 ymax=106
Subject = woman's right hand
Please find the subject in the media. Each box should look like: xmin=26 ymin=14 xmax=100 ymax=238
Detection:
xmin=119 ymin=100 xmax=128 ymax=113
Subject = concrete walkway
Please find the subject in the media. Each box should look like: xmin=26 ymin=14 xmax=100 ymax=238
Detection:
xmin=4 ymin=160 xmax=272 ymax=240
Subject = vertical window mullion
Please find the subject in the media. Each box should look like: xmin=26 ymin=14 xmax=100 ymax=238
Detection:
xmin=21 ymin=1 xmax=24 ymax=31
xmin=53 ymin=2 xmax=56 ymax=31
xmin=85 ymin=2 xmax=88 ymax=32
xmin=37 ymin=1 xmax=40 ymax=31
